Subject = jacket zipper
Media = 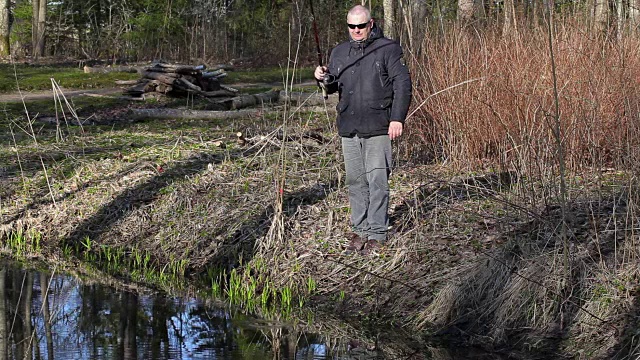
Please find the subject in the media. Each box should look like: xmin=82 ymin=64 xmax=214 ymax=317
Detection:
xmin=375 ymin=61 xmax=384 ymax=88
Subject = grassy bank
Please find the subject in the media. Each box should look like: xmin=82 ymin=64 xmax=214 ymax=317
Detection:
xmin=0 ymin=28 xmax=639 ymax=358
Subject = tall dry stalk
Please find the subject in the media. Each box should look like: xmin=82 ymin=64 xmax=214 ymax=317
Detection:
xmin=544 ymin=0 xmax=570 ymax=275
xmin=262 ymin=10 xmax=304 ymax=254
xmin=9 ymin=60 xmax=61 ymax=208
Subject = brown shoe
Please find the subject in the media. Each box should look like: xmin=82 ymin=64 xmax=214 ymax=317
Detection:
xmin=360 ymin=239 xmax=383 ymax=255
xmin=344 ymin=233 xmax=365 ymax=254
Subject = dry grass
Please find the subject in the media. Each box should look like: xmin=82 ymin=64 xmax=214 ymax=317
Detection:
xmin=408 ymin=23 xmax=640 ymax=175
xmin=398 ymin=21 xmax=640 ymax=358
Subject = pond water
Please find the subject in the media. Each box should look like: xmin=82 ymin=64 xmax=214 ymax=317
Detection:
xmin=0 ymin=259 xmax=505 ymax=360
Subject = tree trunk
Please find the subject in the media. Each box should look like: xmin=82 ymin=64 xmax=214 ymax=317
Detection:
xmin=37 ymin=0 xmax=46 ymax=56
xmin=40 ymin=273 xmax=54 ymax=360
xmin=458 ymin=0 xmax=476 ymax=24
xmin=383 ymin=0 xmax=396 ymax=39
xmin=594 ymin=0 xmax=609 ymax=34
xmin=631 ymin=0 xmax=640 ymax=33
xmin=22 ymin=273 xmax=33 ymax=360
xmin=503 ymin=0 xmax=517 ymax=36
xmin=401 ymin=0 xmax=428 ymax=56
xmin=0 ymin=0 xmax=8 ymax=56
xmin=616 ymin=0 xmax=623 ymax=39
xmin=32 ymin=0 xmax=38 ymax=54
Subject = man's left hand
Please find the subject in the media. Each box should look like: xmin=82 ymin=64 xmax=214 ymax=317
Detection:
xmin=389 ymin=121 xmax=403 ymax=140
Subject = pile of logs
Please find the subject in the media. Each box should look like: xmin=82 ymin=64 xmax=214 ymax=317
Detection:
xmin=124 ymin=63 xmax=237 ymax=98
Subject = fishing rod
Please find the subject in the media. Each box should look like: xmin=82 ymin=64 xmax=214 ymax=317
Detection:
xmin=308 ymin=0 xmax=328 ymax=99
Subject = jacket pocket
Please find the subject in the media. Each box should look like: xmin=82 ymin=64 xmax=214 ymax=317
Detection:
xmin=368 ymin=98 xmax=392 ymax=110
xmin=337 ymin=98 xmax=349 ymax=113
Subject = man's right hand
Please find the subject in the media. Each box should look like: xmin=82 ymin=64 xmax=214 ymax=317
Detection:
xmin=314 ymin=66 xmax=327 ymax=81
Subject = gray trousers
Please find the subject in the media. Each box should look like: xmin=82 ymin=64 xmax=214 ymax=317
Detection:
xmin=342 ymin=134 xmax=392 ymax=241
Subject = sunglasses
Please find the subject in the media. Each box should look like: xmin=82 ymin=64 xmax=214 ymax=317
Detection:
xmin=347 ymin=22 xmax=369 ymax=29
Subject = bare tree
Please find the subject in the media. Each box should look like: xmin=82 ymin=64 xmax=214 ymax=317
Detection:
xmin=21 ymin=273 xmax=33 ymax=360
xmin=32 ymin=0 xmax=46 ymax=58
xmin=503 ymin=0 xmax=518 ymax=36
xmin=384 ymin=0 xmax=396 ymax=39
xmin=594 ymin=0 xmax=609 ymax=34
xmin=631 ymin=0 xmax=640 ymax=33
xmin=458 ymin=0 xmax=476 ymax=24
xmin=0 ymin=0 xmax=9 ymax=56
xmin=399 ymin=0 xmax=428 ymax=55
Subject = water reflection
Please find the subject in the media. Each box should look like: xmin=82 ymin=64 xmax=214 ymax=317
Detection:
xmin=0 ymin=260 xmax=515 ymax=360
xmin=0 ymin=260 xmax=381 ymax=360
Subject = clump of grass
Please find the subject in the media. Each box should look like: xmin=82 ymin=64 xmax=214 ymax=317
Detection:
xmin=2 ymin=229 xmax=42 ymax=257
xmin=224 ymin=66 xmax=314 ymax=85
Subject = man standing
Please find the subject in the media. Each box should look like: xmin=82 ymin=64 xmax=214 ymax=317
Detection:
xmin=314 ymin=5 xmax=412 ymax=253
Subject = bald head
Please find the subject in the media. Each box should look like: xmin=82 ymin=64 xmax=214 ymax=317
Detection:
xmin=347 ymin=5 xmax=371 ymax=22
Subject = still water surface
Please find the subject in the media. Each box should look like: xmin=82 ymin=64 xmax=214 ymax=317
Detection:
xmin=0 ymin=260 xmax=365 ymax=360
xmin=0 ymin=260 xmax=511 ymax=360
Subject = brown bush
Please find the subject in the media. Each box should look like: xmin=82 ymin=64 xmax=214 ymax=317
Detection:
xmin=407 ymin=23 xmax=640 ymax=176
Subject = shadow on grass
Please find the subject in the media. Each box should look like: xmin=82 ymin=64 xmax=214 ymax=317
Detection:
xmin=609 ymin=253 xmax=640 ymax=359
xmin=60 ymin=150 xmax=229 ymax=249
xmin=413 ymin=190 xmax=632 ymax=358
xmin=389 ymin=171 xmax=519 ymax=233
xmin=195 ymin=179 xmax=339 ymax=272
xmin=0 ymin=145 xmax=144 ymax=226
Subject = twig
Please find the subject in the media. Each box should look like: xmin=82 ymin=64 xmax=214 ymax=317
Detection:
xmin=406 ymin=78 xmax=484 ymax=120
xmin=40 ymin=156 xmax=57 ymax=208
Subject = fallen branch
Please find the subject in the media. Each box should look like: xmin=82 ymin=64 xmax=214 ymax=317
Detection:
xmin=84 ymin=66 xmax=143 ymax=74
xmin=114 ymin=80 xmax=139 ymax=86
xmin=129 ymin=108 xmax=274 ymax=120
xmin=217 ymin=90 xmax=281 ymax=110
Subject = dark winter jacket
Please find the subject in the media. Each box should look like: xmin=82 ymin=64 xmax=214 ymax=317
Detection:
xmin=324 ymin=23 xmax=412 ymax=138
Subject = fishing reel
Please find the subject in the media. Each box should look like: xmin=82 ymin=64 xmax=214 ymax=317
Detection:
xmin=322 ymin=73 xmax=337 ymax=85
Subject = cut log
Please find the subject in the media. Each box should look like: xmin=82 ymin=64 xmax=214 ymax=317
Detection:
xmin=130 ymin=105 xmax=336 ymax=121
xmin=124 ymin=63 xmax=234 ymax=98
xmin=130 ymin=108 xmax=270 ymax=120
xmin=143 ymin=80 xmax=158 ymax=93
xmin=146 ymin=63 xmax=205 ymax=74
xmin=141 ymin=71 xmax=179 ymax=85
xmin=236 ymin=132 xmax=247 ymax=145
xmin=202 ymin=78 xmax=221 ymax=91
xmin=175 ymin=78 xmax=202 ymax=92
xmin=115 ymin=80 xmax=139 ymax=85
xmin=202 ymin=69 xmax=226 ymax=78
xmin=219 ymin=85 xmax=239 ymax=93
xmin=82 ymin=93 xmax=145 ymax=101
xmin=202 ymin=89 xmax=237 ymax=97
xmin=156 ymin=83 xmax=173 ymax=94
xmin=124 ymin=79 xmax=151 ymax=95
xmin=224 ymin=90 xmax=281 ymax=110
